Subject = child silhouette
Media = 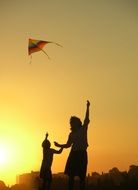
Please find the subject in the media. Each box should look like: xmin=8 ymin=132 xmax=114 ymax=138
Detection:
xmin=40 ymin=133 xmax=63 ymax=190
xmin=54 ymin=100 xmax=90 ymax=190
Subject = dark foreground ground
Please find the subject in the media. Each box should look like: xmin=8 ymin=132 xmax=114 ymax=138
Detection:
xmin=1 ymin=165 xmax=138 ymax=190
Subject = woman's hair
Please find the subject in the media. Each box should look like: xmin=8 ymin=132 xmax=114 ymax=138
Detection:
xmin=70 ymin=116 xmax=82 ymax=132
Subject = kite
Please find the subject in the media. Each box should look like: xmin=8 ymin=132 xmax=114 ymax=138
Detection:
xmin=28 ymin=38 xmax=62 ymax=61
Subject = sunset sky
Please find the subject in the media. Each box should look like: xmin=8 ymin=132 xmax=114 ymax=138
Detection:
xmin=0 ymin=0 xmax=138 ymax=186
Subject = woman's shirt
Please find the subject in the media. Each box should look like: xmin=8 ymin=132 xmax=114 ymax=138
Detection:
xmin=67 ymin=117 xmax=90 ymax=151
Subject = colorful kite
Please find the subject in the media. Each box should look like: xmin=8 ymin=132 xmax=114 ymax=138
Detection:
xmin=28 ymin=38 xmax=62 ymax=60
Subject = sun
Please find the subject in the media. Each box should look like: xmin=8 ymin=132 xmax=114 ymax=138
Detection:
xmin=0 ymin=144 xmax=10 ymax=165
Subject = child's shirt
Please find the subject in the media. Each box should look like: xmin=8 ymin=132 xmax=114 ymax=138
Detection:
xmin=42 ymin=148 xmax=55 ymax=170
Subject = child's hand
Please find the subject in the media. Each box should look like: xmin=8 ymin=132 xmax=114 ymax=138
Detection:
xmin=46 ymin=133 xmax=48 ymax=139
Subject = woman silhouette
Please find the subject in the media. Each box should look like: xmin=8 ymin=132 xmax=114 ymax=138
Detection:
xmin=54 ymin=100 xmax=90 ymax=190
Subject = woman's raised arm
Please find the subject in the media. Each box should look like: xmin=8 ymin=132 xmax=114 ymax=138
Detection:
xmin=83 ymin=100 xmax=90 ymax=127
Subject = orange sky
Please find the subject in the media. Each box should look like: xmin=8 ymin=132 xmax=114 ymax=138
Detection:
xmin=0 ymin=0 xmax=138 ymax=186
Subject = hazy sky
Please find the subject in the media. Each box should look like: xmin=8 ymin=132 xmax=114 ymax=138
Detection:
xmin=0 ymin=0 xmax=138 ymax=186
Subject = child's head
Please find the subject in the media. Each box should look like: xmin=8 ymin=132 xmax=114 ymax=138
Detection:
xmin=42 ymin=139 xmax=51 ymax=149
xmin=70 ymin=116 xmax=82 ymax=132
xmin=42 ymin=132 xmax=51 ymax=149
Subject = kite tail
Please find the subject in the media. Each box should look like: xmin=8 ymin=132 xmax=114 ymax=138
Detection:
xmin=53 ymin=42 xmax=63 ymax=48
xmin=41 ymin=49 xmax=51 ymax=60
xmin=55 ymin=43 xmax=63 ymax=47
xmin=29 ymin=54 xmax=32 ymax=64
xmin=48 ymin=41 xmax=62 ymax=48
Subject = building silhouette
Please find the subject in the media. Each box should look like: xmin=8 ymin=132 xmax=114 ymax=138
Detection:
xmin=5 ymin=164 xmax=138 ymax=190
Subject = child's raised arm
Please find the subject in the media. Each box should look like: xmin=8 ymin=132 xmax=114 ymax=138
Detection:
xmin=46 ymin=132 xmax=48 ymax=139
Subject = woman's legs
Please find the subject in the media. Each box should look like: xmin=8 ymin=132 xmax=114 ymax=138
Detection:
xmin=79 ymin=176 xmax=86 ymax=190
xmin=41 ymin=177 xmax=52 ymax=190
xmin=47 ymin=179 xmax=52 ymax=190
xmin=68 ymin=175 xmax=86 ymax=190
xmin=68 ymin=175 xmax=75 ymax=190
xmin=41 ymin=179 xmax=46 ymax=190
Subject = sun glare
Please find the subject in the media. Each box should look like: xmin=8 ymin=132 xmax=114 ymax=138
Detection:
xmin=0 ymin=144 xmax=11 ymax=165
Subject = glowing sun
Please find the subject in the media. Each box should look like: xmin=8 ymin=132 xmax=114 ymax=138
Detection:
xmin=0 ymin=144 xmax=10 ymax=165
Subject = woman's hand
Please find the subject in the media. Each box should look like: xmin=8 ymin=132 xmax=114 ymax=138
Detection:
xmin=54 ymin=141 xmax=60 ymax=147
xmin=87 ymin=100 xmax=90 ymax=107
